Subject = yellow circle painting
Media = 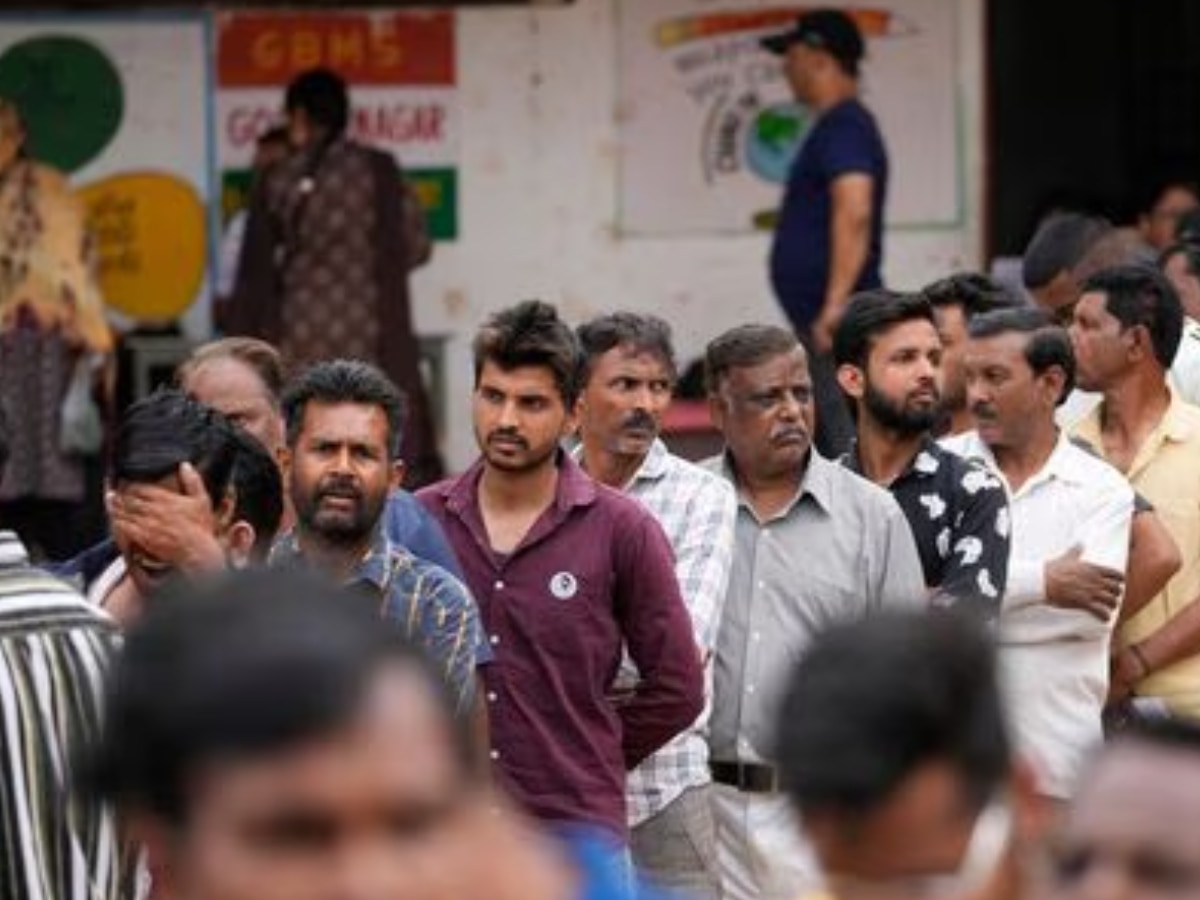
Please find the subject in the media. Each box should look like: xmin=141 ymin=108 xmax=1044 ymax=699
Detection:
xmin=80 ymin=172 xmax=207 ymax=322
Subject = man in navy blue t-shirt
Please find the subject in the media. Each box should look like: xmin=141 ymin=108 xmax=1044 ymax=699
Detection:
xmin=762 ymin=9 xmax=889 ymax=458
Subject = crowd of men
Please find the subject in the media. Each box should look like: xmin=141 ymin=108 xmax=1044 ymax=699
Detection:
xmin=10 ymin=7 xmax=1200 ymax=900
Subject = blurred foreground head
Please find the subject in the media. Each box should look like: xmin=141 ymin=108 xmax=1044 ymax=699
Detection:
xmin=84 ymin=569 xmax=478 ymax=900
xmin=777 ymin=612 xmax=1039 ymax=900
xmin=1052 ymin=718 xmax=1200 ymax=900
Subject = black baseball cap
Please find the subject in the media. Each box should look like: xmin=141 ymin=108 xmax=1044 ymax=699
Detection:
xmin=760 ymin=8 xmax=865 ymax=70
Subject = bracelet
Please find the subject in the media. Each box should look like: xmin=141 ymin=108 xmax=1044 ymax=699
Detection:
xmin=1129 ymin=644 xmax=1151 ymax=679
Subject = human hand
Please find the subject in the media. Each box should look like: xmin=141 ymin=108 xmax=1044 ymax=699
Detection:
xmin=1108 ymin=645 xmax=1149 ymax=706
xmin=812 ymin=304 xmax=843 ymax=355
xmin=1044 ymin=544 xmax=1124 ymax=621
xmin=107 ymin=462 xmax=225 ymax=574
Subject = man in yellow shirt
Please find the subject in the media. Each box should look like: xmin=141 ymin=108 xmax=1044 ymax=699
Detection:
xmin=1069 ymin=265 xmax=1200 ymax=717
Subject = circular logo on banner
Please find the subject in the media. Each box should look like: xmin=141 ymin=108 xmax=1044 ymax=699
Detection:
xmin=0 ymin=35 xmax=124 ymax=174
xmin=549 ymin=572 xmax=579 ymax=600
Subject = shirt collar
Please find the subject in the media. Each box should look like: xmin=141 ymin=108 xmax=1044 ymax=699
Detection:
xmin=844 ymin=435 xmax=941 ymax=483
xmin=0 ymin=531 xmax=30 ymax=568
xmin=721 ymin=448 xmax=836 ymax=517
xmin=571 ymin=437 xmax=670 ymax=488
xmin=270 ymin=528 xmax=392 ymax=589
xmin=443 ymin=449 xmax=597 ymax=518
xmin=1074 ymin=386 xmax=1196 ymax=469
xmin=958 ymin=429 xmax=1084 ymax=493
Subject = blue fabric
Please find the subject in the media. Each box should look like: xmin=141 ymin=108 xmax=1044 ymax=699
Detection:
xmin=43 ymin=539 xmax=119 ymax=591
xmin=558 ymin=826 xmax=675 ymax=900
xmin=382 ymin=489 xmax=464 ymax=579
xmin=769 ymin=98 xmax=888 ymax=331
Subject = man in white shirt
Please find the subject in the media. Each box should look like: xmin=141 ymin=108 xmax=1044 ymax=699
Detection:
xmin=574 ymin=312 xmax=736 ymax=900
xmin=944 ymin=308 xmax=1134 ymax=801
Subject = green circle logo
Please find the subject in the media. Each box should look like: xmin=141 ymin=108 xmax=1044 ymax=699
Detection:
xmin=0 ymin=35 xmax=124 ymax=173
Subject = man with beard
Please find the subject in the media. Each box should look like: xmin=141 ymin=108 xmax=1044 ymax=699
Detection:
xmin=701 ymin=324 xmax=925 ymax=900
xmin=418 ymin=301 xmax=703 ymax=865
xmin=943 ymin=309 xmax=1134 ymax=802
xmin=573 ymin=312 xmax=736 ymax=900
xmin=272 ymin=360 xmax=486 ymax=717
xmin=834 ymin=290 xmax=1010 ymax=616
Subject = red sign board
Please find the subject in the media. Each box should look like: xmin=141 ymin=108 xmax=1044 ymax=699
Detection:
xmin=217 ymin=11 xmax=454 ymax=86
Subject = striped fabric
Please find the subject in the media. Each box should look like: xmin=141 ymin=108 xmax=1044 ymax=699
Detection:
xmin=0 ymin=531 xmax=135 ymax=900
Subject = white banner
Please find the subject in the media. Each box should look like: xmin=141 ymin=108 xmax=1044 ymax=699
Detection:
xmin=616 ymin=1 xmax=960 ymax=235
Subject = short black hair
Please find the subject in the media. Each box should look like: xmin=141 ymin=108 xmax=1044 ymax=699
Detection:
xmin=776 ymin=611 xmax=1010 ymax=823
xmin=473 ymin=300 xmax=582 ymax=407
xmin=227 ymin=428 xmax=284 ymax=558
xmin=1079 ymin=265 xmax=1184 ymax=370
xmin=1160 ymin=242 xmax=1200 ymax=278
xmin=967 ymin=307 xmax=1076 ymax=404
xmin=82 ymin=569 xmax=475 ymax=825
xmin=285 ymin=68 xmax=350 ymax=137
xmin=704 ymin=324 xmax=800 ymax=394
xmin=920 ymin=272 xmax=1021 ymax=321
xmin=1022 ymin=213 xmax=1112 ymax=290
xmin=1136 ymin=178 xmax=1200 ymax=218
xmin=112 ymin=390 xmax=240 ymax=509
xmin=0 ymin=402 xmax=9 ymax=486
xmin=282 ymin=360 xmax=407 ymax=461
xmin=832 ymin=290 xmax=935 ymax=369
xmin=576 ymin=312 xmax=677 ymax=387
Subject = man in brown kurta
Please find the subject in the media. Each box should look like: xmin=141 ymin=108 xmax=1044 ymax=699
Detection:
xmin=227 ymin=67 xmax=443 ymax=486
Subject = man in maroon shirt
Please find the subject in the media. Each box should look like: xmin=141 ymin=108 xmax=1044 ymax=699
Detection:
xmin=418 ymin=300 xmax=704 ymax=856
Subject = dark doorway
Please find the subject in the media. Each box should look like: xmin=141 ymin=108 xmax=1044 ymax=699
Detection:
xmin=987 ymin=0 xmax=1200 ymax=257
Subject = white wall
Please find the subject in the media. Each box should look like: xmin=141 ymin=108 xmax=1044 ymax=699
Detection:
xmin=411 ymin=0 xmax=986 ymax=469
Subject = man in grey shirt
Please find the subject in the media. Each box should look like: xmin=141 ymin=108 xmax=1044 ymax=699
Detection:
xmin=702 ymin=324 xmax=927 ymax=900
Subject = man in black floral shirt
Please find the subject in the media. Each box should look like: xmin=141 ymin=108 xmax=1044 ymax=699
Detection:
xmin=834 ymin=290 xmax=1010 ymax=617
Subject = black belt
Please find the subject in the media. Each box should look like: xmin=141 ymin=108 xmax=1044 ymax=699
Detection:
xmin=710 ymin=761 xmax=780 ymax=793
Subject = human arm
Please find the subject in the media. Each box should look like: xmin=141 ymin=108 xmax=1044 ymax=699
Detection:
xmin=1006 ymin=482 xmax=1133 ymax=620
xmin=410 ymin=567 xmax=491 ymax=718
xmin=614 ymin=512 xmax=705 ymax=769
xmin=812 ymin=173 xmax=875 ymax=352
xmin=1119 ymin=507 xmax=1181 ymax=625
xmin=930 ymin=467 xmax=1009 ymax=618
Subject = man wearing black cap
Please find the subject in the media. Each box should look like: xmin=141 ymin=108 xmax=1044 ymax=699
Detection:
xmin=762 ymin=9 xmax=889 ymax=459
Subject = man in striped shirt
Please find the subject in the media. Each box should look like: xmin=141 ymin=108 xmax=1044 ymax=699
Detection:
xmin=575 ymin=313 xmax=737 ymax=900
xmin=0 ymin=404 xmax=136 ymax=900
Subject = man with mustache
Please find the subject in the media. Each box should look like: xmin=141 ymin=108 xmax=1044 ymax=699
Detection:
xmin=418 ymin=301 xmax=703 ymax=870
xmin=700 ymin=324 xmax=925 ymax=900
xmin=833 ymin=290 xmax=1010 ymax=616
xmin=271 ymin=359 xmax=487 ymax=718
xmin=943 ymin=308 xmax=1134 ymax=804
xmin=573 ymin=312 xmax=736 ymax=900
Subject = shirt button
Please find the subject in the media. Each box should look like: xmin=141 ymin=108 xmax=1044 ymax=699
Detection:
xmin=489 ymin=749 xmax=501 ymax=760
xmin=490 ymin=635 xmax=500 ymax=646
xmin=756 ymin=580 xmax=766 ymax=590
xmin=494 ymin=580 xmax=505 ymax=590
xmin=746 ymin=684 xmax=756 ymax=695
xmin=752 ymin=632 xmax=761 ymax=642
xmin=487 ymin=691 xmax=497 ymax=703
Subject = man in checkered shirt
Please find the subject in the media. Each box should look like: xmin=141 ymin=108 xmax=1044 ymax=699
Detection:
xmin=575 ymin=313 xmax=737 ymax=900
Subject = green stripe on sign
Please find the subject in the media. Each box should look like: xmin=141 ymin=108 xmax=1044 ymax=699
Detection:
xmin=406 ymin=168 xmax=458 ymax=242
